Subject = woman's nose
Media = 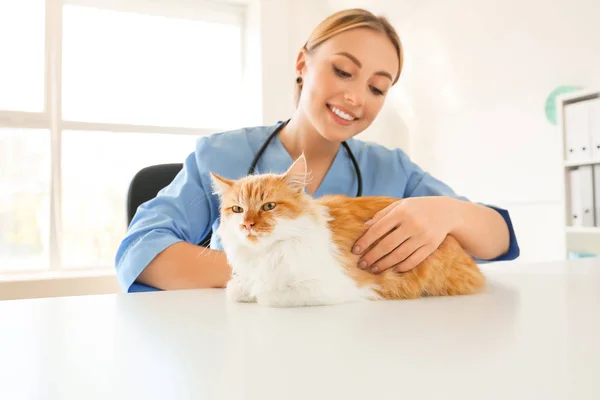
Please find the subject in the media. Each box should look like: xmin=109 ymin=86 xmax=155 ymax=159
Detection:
xmin=344 ymin=87 xmax=365 ymax=107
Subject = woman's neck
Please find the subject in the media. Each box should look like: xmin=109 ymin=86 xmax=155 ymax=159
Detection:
xmin=278 ymin=110 xmax=340 ymax=163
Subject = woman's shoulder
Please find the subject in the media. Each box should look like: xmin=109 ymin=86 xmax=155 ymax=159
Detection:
xmin=346 ymin=137 xmax=415 ymax=177
xmin=195 ymin=122 xmax=276 ymax=152
xmin=191 ymin=122 xmax=280 ymax=178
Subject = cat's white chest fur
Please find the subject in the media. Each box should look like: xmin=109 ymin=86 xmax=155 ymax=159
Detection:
xmin=217 ymin=209 xmax=377 ymax=307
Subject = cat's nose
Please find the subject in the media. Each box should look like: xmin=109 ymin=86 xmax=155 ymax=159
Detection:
xmin=242 ymin=220 xmax=255 ymax=231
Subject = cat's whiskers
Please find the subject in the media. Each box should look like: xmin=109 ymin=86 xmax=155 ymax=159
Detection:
xmin=189 ymin=191 xmax=212 ymax=207
xmin=194 ymin=245 xmax=211 ymax=259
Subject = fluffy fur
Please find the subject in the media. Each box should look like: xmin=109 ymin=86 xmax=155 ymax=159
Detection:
xmin=210 ymin=155 xmax=485 ymax=307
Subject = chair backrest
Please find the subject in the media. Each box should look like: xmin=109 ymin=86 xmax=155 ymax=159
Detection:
xmin=126 ymin=163 xmax=213 ymax=249
xmin=126 ymin=163 xmax=183 ymax=225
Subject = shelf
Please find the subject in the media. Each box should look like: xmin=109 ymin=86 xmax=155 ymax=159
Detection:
xmin=556 ymin=89 xmax=600 ymax=104
xmin=564 ymin=159 xmax=600 ymax=168
xmin=566 ymin=226 xmax=600 ymax=234
xmin=559 ymin=89 xmax=600 ymax=257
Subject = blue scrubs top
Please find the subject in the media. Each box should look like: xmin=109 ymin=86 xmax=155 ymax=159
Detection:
xmin=115 ymin=121 xmax=520 ymax=292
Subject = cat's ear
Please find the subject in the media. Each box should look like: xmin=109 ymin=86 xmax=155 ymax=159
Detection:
xmin=210 ymin=172 xmax=233 ymax=196
xmin=283 ymin=153 xmax=309 ymax=192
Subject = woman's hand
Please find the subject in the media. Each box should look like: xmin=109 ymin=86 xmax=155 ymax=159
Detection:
xmin=352 ymin=197 xmax=458 ymax=274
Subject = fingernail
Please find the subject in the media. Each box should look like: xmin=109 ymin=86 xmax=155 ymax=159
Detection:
xmin=358 ymin=260 xmax=367 ymax=269
xmin=371 ymin=266 xmax=379 ymax=273
xmin=352 ymin=246 xmax=360 ymax=254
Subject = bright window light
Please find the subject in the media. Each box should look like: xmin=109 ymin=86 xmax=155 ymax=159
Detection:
xmin=0 ymin=0 xmax=46 ymax=112
xmin=62 ymin=5 xmax=244 ymax=129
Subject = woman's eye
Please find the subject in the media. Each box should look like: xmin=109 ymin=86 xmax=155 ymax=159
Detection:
xmin=333 ymin=65 xmax=351 ymax=78
xmin=262 ymin=202 xmax=276 ymax=211
xmin=232 ymin=206 xmax=243 ymax=213
xmin=370 ymin=86 xmax=384 ymax=96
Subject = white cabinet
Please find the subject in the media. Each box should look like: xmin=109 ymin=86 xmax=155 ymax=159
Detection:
xmin=557 ymin=89 xmax=600 ymax=257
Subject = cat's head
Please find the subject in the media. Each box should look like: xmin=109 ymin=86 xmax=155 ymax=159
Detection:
xmin=210 ymin=154 xmax=315 ymax=248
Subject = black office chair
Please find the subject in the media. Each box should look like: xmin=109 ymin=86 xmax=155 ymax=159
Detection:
xmin=126 ymin=163 xmax=183 ymax=226
xmin=125 ymin=163 xmax=212 ymax=293
xmin=126 ymin=162 xmax=214 ymax=246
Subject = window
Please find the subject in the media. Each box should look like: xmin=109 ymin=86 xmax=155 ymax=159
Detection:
xmin=60 ymin=130 xmax=197 ymax=269
xmin=0 ymin=0 xmax=46 ymax=112
xmin=0 ymin=0 xmax=248 ymax=273
xmin=61 ymin=4 xmax=244 ymax=128
xmin=0 ymin=129 xmax=50 ymax=271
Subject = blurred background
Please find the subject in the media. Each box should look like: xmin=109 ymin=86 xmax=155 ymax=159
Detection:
xmin=1 ymin=0 xmax=599 ymax=299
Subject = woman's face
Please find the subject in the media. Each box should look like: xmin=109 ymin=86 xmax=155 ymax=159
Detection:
xmin=297 ymin=27 xmax=399 ymax=143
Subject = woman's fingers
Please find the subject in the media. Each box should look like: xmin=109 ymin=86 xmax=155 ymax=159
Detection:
xmin=353 ymin=205 xmax=402 ymax=255
xmin=392 ymin=245 xmax=433 ymax=273
xmin=369 ymin=237 xmax=423 ymax=273
xmin=358 ymin=227 xmax=410 ymax=271
xmin=364 ymin=201 xmax=398 ymax=227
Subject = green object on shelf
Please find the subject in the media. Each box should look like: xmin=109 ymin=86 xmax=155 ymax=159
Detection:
xmin=545 ymin=85 xmax=582 ymax=125
xmin=568 ymin=251 xmax=597 ymax=259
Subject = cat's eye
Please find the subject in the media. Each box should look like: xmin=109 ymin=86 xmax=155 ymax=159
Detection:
xmin=231 ymin=206 xmax=243 ymax=213
xmin=262 ymin=202 xmax=276 ymax=211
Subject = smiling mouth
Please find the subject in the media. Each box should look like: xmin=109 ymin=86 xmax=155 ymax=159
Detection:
xmin=327 ymin=104 xmax=358 ymax=122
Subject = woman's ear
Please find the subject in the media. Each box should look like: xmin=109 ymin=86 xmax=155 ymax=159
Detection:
xmin=295 ymin=47 xmax=308 ymax=80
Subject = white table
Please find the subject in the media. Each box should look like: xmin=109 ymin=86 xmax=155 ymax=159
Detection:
xmin=1 ymin=258 xmax=599 ymax=400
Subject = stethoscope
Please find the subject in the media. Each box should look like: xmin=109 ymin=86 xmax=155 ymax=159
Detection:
xmin=247 ymin=119 xmax=363 ymax=197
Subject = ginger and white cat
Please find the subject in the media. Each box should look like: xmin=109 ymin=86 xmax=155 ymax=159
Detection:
xmin=210 ymin=155 xmax=485 ymax=308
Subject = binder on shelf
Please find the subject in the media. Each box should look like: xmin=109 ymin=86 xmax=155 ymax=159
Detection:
xmin=569 ymin=167 xmax=582 ymax=226
xmin=595 ymin=165 xmax=600 ymax=227
xmin=590 ymin=98 xmax=600 ymax=160
xmin=564 ymin=101 xmax=592 ymax=162
xmin=568 ymin=166 xmax=595 ymax=227
xmin=580 ymin=165 xmax=595 ymax=227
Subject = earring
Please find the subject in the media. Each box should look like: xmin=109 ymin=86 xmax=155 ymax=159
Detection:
xmin=296 ymin=76 xmax=302 ymax=84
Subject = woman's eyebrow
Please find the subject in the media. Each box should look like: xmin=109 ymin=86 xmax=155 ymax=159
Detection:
xmin=335 ymin=51 xmax=393 ymax=81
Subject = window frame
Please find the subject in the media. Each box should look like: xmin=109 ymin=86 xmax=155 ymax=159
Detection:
xmin=0 ymin=0 xmax=248 ymax=276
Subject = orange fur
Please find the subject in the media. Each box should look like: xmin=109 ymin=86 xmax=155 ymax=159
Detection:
xmin=212 ymin=161 xmax=485 ymax=301
xmin=213 ymin=172 xmax=316 ymax=242
xmin=319 ymin=195 xmax=485 ymax=299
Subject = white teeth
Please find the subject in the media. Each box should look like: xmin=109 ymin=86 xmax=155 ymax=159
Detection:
xmin=330 ymin=105 xmax=355 ymax=121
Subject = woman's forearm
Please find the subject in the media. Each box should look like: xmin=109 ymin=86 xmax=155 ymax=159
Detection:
xmin=446 ymin=198 xmax=510 ymax=260
xmin=137 ymin=241 xmax=231 ymax=290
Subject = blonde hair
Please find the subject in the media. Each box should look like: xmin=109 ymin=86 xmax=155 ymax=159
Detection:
xmin=295 ymin=8 xmax=404 ymax=106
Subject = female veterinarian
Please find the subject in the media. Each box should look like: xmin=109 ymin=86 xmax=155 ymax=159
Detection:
xmin=115 ymin=8 xmax=519 ymax=293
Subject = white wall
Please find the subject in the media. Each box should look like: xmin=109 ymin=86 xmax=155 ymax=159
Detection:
xmin=245 ymin=0 xmax=296 ymax=125
xmin=299 ymin=0 xmax=600 ymax=262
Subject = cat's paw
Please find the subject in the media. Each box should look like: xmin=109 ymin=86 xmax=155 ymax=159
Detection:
xmin=256 ymin=292 xmax=288 ymax=308
xmin=225 ymin=279 xmax=256 ymax=303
